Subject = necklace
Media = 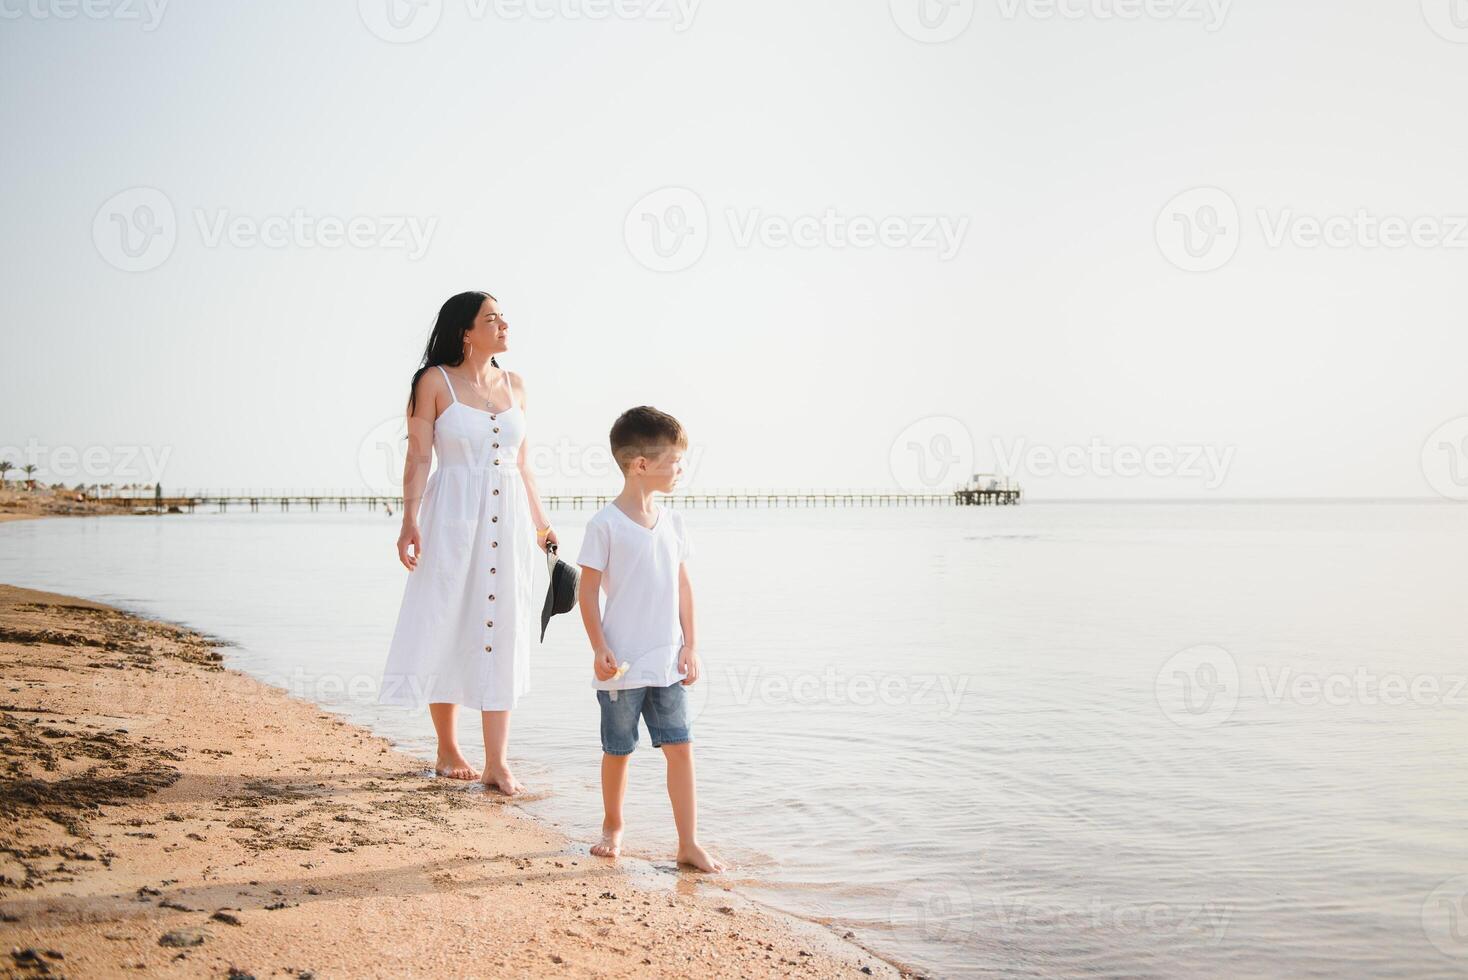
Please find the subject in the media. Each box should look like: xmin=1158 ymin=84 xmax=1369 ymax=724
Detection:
xmin=447 ymin=366 xmax=509 ymax=411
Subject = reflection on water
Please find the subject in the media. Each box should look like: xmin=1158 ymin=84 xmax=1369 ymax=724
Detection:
xmin=2 ymin=503 xmax=1465 ymax=978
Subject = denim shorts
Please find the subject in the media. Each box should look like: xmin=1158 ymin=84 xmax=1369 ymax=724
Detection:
xmin=596 ymin=682 xmax=691 ymax=756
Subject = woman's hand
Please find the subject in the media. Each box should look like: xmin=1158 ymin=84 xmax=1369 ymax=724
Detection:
xmin=539 ymin=526 xmax=559 ymax=554
xmin=397 ymin=522 xmax=422 ymax=570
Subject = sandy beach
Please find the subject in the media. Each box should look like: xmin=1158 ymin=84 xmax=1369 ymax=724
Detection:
xmin=0 ymin=576 xmax=902 ymax=978
xmin=0 ymin=488 xmax=134 ymax=523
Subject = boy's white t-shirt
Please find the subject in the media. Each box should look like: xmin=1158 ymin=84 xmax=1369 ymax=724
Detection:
xmin=577 ymin=502 xmax=692 ymax=691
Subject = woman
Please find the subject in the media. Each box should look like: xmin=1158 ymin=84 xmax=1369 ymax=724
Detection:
xmin=378 ymin=291 xmax=557 ymax=795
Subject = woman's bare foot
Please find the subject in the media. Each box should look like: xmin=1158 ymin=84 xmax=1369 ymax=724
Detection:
xmin=676 ymin=842 xmax=726 ymax=873
xmin=481 ymin=764 xmax=522 ymax=796
xmin=434 ymin=749 xmax=479 ymax=781
xmin=590 ymin=824 xmax=623 ymax=858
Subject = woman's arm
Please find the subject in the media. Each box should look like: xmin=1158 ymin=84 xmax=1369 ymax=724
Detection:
xmin=512 ymin=372 xmax=558 ymax=552
xmin=396 ymin=371 xmax=439 ymax=569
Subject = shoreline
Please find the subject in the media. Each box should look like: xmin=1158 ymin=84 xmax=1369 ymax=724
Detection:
xmin=0 ymin=581 xmax=904 ymax=977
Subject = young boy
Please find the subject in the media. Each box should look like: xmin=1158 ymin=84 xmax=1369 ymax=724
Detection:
xmin=576 ymin=406 xmax=724 ymax=873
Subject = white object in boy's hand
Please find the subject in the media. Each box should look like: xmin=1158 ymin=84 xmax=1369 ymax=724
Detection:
xmin=608 ymin=661 xmax=631 ymax=701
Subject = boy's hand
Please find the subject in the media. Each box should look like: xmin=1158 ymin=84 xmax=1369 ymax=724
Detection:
xmin=593 ymin=646 xmax=619 ymax=681
xmin=678 ymin=645 xmax=700 ymax=686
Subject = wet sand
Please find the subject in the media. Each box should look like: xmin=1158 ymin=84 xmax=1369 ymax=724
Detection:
xmin=0 ymin=583 xmax=901 ymax=978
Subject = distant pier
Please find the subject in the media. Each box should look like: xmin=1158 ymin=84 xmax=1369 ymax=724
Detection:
xmin=85 ymin=485 xmax=1021 ymax=513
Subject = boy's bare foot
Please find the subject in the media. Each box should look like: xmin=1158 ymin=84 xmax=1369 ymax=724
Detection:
xmin=434 ymin=750 xmax=479 ymax=781
xmin=481 ymin=764 xmax=522 ymax=796
xmin=590 ymin=825 xmax=623 ymax=858
xmin=676 ymin=843 xmax=726 ymax=873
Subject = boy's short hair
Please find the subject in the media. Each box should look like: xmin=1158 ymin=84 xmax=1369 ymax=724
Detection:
xmin=610 ymin=406 xmax=688 ymax=472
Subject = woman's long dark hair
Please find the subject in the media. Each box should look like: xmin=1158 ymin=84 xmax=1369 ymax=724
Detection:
xmin=406 ymin=290 xmax=500 ymax=415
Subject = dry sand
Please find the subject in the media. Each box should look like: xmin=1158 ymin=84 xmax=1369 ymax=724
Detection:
xmin=0 ymin=489 xmax=133 ymax=523
xmin=0 ymin=583 xmax=903 ymax=978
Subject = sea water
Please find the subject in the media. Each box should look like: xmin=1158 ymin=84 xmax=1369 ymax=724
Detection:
xmin=2 ymin=502 xmax=1465 ymax=978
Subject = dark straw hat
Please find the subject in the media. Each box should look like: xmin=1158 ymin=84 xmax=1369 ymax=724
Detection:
xmin=541 ymin=542 xmax=580 ymax=642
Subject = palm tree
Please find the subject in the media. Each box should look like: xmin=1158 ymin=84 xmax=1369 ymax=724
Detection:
xmin=0 ymin=459 xmax=12 ymax=485
xmin=21 ymin=464 xmax=37 ymax=490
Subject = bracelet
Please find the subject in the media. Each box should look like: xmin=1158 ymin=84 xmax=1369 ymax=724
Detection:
xmin=536 ymin=524 xmax=553 ymax=539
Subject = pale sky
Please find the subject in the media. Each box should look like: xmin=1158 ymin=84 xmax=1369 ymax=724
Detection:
xmin=3 ymin=0 xmax=1466 ymax=499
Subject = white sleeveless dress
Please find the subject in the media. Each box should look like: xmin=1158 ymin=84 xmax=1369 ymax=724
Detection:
xmin=378 ymin=365 xmax=536 ymax=712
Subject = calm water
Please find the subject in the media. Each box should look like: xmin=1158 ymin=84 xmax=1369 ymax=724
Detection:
xmin=2 ymin=503 xmax=1466 ymax=978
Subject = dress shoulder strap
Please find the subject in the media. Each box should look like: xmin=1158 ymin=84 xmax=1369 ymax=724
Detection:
xmin=435 ymin=365 xmax=458 ymax=405
xmin=501 ymin=367 xmax=516 ymax=410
